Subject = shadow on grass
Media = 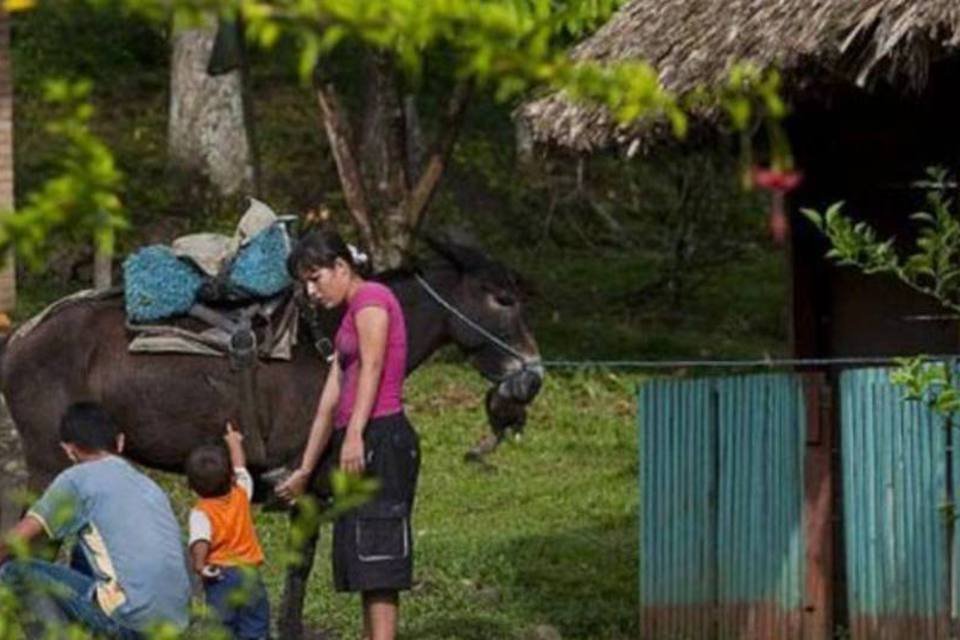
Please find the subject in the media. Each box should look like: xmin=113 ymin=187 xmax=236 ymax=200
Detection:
xmin=498 ymin=515 xmax=638 ymax=640
xmin=404 ymin=615 xmax=515 ymax=640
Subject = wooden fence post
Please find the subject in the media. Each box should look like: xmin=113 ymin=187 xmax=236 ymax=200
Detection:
xmin=803 ymin=374 xmax=835 ymax=640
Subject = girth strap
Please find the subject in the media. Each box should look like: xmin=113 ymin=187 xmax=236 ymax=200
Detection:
xmin=187 ymin=304 xmax=268 ymax=466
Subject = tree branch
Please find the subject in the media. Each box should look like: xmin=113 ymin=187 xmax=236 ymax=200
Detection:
xmin=405 ymin=80 xmax=473 ymax=236
xmin=314 ymin=76 xmax=376 ymax=252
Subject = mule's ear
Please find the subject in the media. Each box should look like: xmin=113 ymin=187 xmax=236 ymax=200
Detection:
xmin=423 ymin=234 xmax=489 ymax=272
xmin=423 ymin=234 xmax=467 ymax=271
xmin=404 ymin=252 xmax=426 ymax=274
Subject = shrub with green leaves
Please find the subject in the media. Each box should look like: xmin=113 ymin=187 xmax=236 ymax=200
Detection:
xmin=0 ymin=78 xmax=125 ymax=268
xmin=804 ymin=167 xmax=960 ymax=417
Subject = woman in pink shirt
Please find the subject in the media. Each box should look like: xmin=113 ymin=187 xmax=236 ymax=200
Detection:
xmin=276 ymin=229 xmax=420 ymax=640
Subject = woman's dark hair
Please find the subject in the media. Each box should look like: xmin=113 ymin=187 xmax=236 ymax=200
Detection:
xmin=185 ymin=445 xmax=232 ymax=498
xmin=287 ymin=229 xmax=370 ymax=278
xmin=60 ymin=402 xmax=120 ymax=452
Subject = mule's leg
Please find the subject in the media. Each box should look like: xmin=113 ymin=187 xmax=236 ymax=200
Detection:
xmin=6 ymin=385 xmax=72 ymax=509
xmin=18 ymin=408 xmax=70 ymax=558
xmin=0 ymin=487 xmax=18 ymax=530
xmin=0 ymin=465 xmax=50 ymax=531
xmin=279 ymin=512 xmax=322 ymax=640
xmin=21 ymin=467 xmax=63 ymax=561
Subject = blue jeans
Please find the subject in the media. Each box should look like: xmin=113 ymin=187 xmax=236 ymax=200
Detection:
xmin=0 ymin=556 xmax=142 ymax=639
xmin=204 ymin=566 xmax=270 ymax=640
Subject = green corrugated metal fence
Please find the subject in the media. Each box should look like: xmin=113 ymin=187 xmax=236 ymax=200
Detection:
xmin=638 ymin=373 xmax=807 ymax=639
xmin=841 ymin=367 xmax=954 ymax=639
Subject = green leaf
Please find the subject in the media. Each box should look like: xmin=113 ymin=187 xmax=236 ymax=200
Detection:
xmin=801 ymin=208 xmax=823 ymax=229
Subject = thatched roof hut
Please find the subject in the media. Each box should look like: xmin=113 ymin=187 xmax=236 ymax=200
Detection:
xmin=523 ymin=1 xmax=960 ymax=363
xmin=519 ymin=0 xmax=960 ymax=153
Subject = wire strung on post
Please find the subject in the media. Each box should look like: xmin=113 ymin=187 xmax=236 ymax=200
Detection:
xmin=541 ymin=354 xmax=960 ymax=370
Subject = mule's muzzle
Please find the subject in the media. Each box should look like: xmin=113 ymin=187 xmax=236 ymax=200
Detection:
xmin=485 ymin=386 xmax=527 ymax=437
xmin=499 ymin=363 xmax=544 ymax=404
xmin=483 ymin=362 xmax=543 ymax=438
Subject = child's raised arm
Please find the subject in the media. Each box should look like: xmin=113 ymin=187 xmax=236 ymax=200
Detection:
xmin=224 ymin=421 xmax=245 ymax=470
xmin=224 ymin=421 xmax=254 ymax=500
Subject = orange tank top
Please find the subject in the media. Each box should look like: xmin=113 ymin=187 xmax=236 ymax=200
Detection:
xmin=195 ymin=485 xmax=264 ymax=566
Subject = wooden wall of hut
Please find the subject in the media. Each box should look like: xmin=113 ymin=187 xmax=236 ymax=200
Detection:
xmin=788 ymin=57 xmax=960 ymax=359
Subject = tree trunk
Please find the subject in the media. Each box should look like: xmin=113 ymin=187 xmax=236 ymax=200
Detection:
xmin=169 ymin=19 xmax=256 ymax=197
xmin=0 ymin=12 xmax=15 ymax=312
xmin=359 ymin=52 xmax=410 ymax=269
xmin=403 ymin=95 xmax=424 ymax=185
xmin=93 ymin=248 xmax=112 ymax=290
xmin=314 ymin=49 xmax=471 ymax=269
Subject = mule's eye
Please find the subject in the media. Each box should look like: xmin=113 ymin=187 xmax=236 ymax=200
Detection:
xmin=493 ymin=293 xmax=516 ymax=307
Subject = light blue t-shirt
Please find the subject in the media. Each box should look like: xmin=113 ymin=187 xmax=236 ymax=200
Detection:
xmin=28 ymin=456 xmax=191 ymax=632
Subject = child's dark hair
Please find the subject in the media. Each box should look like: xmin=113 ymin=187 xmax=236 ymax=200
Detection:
xmin=287 ymin=229 xmax=370 ymax=278
xmin=185 ymin=445 xmax=232 ymax=498
xmin=60 ymin=402 xmax=120 ymax=452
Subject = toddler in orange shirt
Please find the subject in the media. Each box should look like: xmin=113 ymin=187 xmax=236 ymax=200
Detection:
xmin=186 ymin=422 xmax=269 ymax=640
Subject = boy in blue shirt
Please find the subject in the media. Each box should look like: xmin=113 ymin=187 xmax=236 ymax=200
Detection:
xmin=0 ymin=402 xmax=191 ymax=638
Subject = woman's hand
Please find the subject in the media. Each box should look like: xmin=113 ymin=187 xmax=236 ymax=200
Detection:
xmin=275 ymin=468 xmax=311 ymax=503
xmin=340 ymin=433 xmax=365 ymax=475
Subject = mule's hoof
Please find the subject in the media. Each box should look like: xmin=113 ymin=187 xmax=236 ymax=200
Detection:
xmin=464 ymin=434 xmax=500 ymax=463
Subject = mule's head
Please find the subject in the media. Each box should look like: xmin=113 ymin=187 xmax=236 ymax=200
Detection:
xmin=425 ymin=238 xmax=543 ymax=431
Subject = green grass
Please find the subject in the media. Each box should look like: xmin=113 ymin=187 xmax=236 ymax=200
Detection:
xmin=153 ymin=363 xmax=641 ymax=640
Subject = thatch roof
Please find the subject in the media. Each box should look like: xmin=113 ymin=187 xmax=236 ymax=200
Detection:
xmin=519 ymin=0 xmax=960 ymax=153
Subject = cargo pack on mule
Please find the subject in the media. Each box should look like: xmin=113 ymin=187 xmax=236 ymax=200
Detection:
xmin=19 ymin=199 xmax=320 ymax=466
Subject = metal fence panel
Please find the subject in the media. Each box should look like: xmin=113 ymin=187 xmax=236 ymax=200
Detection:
xmin=841 ymin=367 xmax=950 ymax=639
xmin=639 ymin=374 xmax=806 ymax=639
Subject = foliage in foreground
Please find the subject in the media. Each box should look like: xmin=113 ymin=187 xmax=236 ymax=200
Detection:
xmin=2 ymin=0 xmax=788 ymax=269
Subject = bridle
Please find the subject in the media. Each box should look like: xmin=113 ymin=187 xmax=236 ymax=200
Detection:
xmin=413 ymin=273 xmax=540 ymax=385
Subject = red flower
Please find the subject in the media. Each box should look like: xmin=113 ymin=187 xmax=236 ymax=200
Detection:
xmin=749 ymin=166 xmax=802 ymax=245
xmin=752 ymin=167 xmax=803 ymax=194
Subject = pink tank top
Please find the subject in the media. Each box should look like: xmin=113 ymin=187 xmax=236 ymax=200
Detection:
xmin=334 ymin=281 xmax=407 ymax=429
